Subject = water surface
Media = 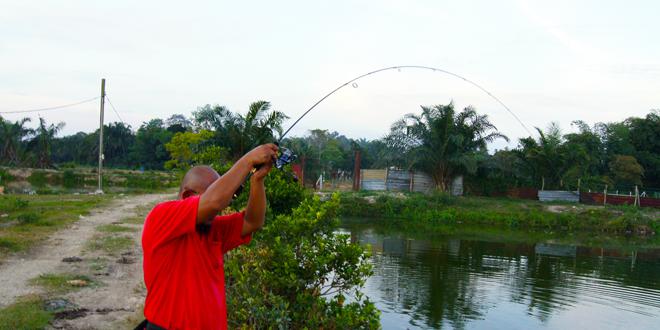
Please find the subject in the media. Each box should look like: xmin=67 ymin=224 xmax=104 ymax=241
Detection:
xmin=342 ymin=225 xmax=660 ymax=329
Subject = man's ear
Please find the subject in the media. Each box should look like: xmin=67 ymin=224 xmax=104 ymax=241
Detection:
xmin=181 ymin=189 xmax=196 ymax=200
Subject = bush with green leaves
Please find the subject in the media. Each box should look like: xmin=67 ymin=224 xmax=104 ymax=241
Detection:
xmin=229 ymin=165 xmax=305 ymax=215
xmin=225 ymin=193 xmax=380 ymax=329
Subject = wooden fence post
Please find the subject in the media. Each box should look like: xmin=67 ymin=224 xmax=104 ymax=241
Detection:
xmin=352 ymin=150 xmax=361 ymax=191
xmin=541 ymin=177 xmax=545 ymax=191
xmin=603 ymin=185 xmax=607 ymax=205
xmin=409 ymin=171 xmax=414 ymax=192
xmin=634 ymin=185 xmax=640 ymax=207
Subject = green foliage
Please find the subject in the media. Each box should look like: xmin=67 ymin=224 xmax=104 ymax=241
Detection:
xmin=608 ymin=155 xmax=644 ymax=186
xmin=283 ymin=130 xmax=357 ymax=186
xmin=339 ymin=192 xmax=658 ymax=236
xmin=164 ymin=130 xmax=216 ymax=170
xmin=27 ymin=117 xmax=64 ymax=169
xmin=131 ymin=119 xmax=174 ymax=170
xmin=230 ymin=166 xmax=306 ymax=215
xmin=0 ymin=116 xmax=32 ymax=167
xmin=0 ymin=168 xmax=14 ymax=185
xmin=0 ymin=196 xmax=30 ymax=211
xmin=17 ymin=213 xmax=41 ymax=225
xmin=0 ymin=296 xmax=52 ymax=330
xmin=225 ymin=194 xmax=379 ymax=328
xmin=62 ymin=169 xmax=84 ymax=188
xmin=384 ymin=103 xmax=508 ymax=191
xmin=192 ymin=101 xmax=288 ymax=161
xmin=27 ymin=171 xmax=48 ymax=187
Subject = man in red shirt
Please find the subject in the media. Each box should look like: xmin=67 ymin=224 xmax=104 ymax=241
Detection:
xmin=140 ymin=144 xmax=278 ymax=330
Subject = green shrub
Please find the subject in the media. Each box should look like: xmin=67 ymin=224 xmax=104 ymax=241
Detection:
xmin=17 ymin=213 xmax=40 ymax=225
xmin=62 ymin=170 xmax=83 ymax=188
xmin=14 ymin=198 xmax=29 ymax=210
xmin=226 ymin=194 xmax=379 ymax=328
xmin=0 ymin=168 xmax=14 ymax=185
xmin=58 ymin=162 xmax=77 ymax=169
xmin=27 ymin=171 xmax=49 ymax=187
xmin=229 ymin=165 xmax=305 ymax=215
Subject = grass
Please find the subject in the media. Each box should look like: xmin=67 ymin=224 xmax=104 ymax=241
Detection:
xmin=338 ymin=191 xmax=660 ymax=237
xmin=0 ymin=194 xmax=112 ymax=261
xmin=120 ymin=203 xmax=156 ymax=224
xmin=86 ymin=235 xmax=134 ymax=255
xmin=0 ymin=295 xmax=52 ymax=330
xmin=29 ymin=273 xmax=95 ymax=293
xmin=97 ymin=224 xmax=137 ymax=233
xmin=120 ymin=215 xmax=147 ymax=224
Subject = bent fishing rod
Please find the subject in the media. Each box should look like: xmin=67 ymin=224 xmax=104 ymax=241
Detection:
xmin=235 ymin=65 xmax=529 ymax=196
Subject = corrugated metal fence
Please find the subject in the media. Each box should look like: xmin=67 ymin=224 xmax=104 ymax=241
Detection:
xmin=360 ymin=169 xmax=435 ymax=193
xmin=538 ymin=190 xmax=580 ymax=202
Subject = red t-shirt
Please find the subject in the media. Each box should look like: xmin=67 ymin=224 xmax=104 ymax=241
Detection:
xmin=142 ymin=195 xmax=251 ymax=330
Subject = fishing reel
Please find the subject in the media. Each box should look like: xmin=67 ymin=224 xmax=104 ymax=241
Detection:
xmin=274 ymin=146 xmax=297 ymax=169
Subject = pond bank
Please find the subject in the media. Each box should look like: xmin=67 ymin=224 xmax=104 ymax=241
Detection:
xmin=338 ymin=192 xmax=659 ymax=238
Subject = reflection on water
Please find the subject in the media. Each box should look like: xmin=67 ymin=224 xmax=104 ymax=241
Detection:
xmin=343 ymin=226 xmax=660 ymax=329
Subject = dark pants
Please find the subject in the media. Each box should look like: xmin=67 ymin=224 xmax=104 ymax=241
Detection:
xmin=134 ymin=320 xmax=167 ymax=330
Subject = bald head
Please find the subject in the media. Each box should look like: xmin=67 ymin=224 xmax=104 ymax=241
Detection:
xmin=179 ymin=165 xmax=220 ymax=200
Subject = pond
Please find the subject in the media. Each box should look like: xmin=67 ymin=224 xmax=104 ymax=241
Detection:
xmin=340 ymin=224 xmax=660 ymax=329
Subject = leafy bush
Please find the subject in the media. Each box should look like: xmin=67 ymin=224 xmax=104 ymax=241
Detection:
xmin=339 ymin=192 xmax=657 ymax=235
xmin=228 ymin=165 xmax=305 ymax=216
xmin=12 ymin=197 xmax=29 ymax=210
xmin=27 ymin=171 xmax=49 ymax=187
xmin=225 ymin=194 xmax=379 ymax=328
xmin=62 ymin=169 xmax=84 ymax=188
xmin=17 ymin=213 xmax=40 ymax=225
xmin=0 ymin=168 xmax=14 ymax=185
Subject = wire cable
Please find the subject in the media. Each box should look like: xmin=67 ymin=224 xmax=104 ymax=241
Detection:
xmin=279 ymin=65 xmax=532 ymax=141
xmin=0 ymin=96 xmax=100 ymax=114
xmin=104 ymin=95 xmax=126 ymax=124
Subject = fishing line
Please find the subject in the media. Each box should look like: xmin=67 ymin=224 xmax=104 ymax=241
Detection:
xmin=278 ymin=65 xmax=532 ymax=142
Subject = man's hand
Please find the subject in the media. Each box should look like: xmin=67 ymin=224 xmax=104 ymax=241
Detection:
xmin=196 ymin=143 xmax=277 ymax=226
xmin=245 ymin=144 xmax=278 ymax=168
xmin=251 ymin=161 xmax=272 ymax=182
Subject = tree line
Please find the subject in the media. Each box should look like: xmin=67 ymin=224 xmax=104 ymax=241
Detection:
xmin=1 ymin=101 xmax=658 ymax=193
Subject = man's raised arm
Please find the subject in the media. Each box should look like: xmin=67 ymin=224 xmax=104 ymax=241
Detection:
xmin=242 ymin=160 xmax=271 ymax=236
xmin=197 ymin=144 xmax=278 ymax=225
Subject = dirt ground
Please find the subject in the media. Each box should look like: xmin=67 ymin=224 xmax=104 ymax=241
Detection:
xmin=0 ymin=192 xmax=173 ymax=329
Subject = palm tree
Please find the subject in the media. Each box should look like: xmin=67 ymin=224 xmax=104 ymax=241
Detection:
xmin=28 ymin=117 xmax=64 ymax=168
xmin=386 ymin=103 xmax=508 ymax=191
xmin=0 ymin=116 xmax=32 ymax=166
xmin=193 ymin=101 xmax=288 ymax=160
xmin=516 ymin=123 xmax=565 ymax=189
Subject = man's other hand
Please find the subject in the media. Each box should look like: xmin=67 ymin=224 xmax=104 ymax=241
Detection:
xmin=252 ymin=161 xmax=272 ymax=182
xmin=245 ymin=144 xmax=278 ymax=167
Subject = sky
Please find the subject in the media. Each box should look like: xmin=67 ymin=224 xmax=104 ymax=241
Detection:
xmin=1 ymin=0 xmax=659 ymax=150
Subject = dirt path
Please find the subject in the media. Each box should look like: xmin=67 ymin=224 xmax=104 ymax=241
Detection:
xmin=0 ymin=193 xmax=172 ymax=329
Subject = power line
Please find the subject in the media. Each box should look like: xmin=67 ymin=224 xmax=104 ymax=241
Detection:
xmin=0 ymin=96 xmax=100 ymax=114
xmin=104 ymin=95 xmax=126 ymax=124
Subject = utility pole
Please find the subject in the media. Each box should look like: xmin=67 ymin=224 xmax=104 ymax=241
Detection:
xmin=97 ymin=78 xmax=106 ymax=194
